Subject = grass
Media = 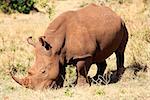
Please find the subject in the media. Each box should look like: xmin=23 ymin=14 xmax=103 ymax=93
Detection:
xmin=0 ymin=0 xmax=150 ymax=99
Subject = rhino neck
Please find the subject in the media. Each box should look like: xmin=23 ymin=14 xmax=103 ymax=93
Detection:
xmin=44 ymin=11 xmax=67 ymax=52
xmin=45 ymin=20 xmax=66 ymax=55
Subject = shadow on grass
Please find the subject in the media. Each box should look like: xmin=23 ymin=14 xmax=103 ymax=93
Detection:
xmin=91 ymin=62 xmax=148 ymax=85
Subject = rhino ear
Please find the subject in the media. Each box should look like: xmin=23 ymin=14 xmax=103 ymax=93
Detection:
xmin=38 ymin=36 xmax=52 ymax=50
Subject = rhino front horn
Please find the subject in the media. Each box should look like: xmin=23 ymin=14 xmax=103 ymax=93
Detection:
xmin=10 ymin=72 xmax=23 ymax=85
xmin=10 ymin=71 xmax=30 ymax=88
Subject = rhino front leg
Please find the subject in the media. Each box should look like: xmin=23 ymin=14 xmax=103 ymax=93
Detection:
xmin=75 ymin=59 xmax=92 ymax=86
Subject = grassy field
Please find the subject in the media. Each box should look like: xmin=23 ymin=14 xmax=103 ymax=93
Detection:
xmin=0 ymin=0 xmax=150 ymax=100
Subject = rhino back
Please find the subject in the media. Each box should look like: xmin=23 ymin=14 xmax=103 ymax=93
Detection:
xmin=65 ymin=4 xmax=123 ymax=61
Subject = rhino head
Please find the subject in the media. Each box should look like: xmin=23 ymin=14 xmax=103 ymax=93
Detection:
xmin=11 ymin=36 xmax=64 ymax=90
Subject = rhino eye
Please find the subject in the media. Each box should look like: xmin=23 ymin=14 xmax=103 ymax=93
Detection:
xmin=42 ymin=70 xmax=46 ymax=74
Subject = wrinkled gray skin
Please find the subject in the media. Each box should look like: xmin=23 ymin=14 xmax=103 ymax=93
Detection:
xmin=11 ymin=4 xmax=128 ymax=90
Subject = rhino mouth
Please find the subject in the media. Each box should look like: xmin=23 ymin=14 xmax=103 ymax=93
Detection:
xmin=49 ymin=81 xmax=57 ymax=89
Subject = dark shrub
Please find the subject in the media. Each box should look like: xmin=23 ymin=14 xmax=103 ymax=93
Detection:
xmin=0 ymin=0 xmax=36 ymax=14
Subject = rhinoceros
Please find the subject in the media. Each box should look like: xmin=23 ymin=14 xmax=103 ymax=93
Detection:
xmin=11 ymin=3 xmax=128 ymax=90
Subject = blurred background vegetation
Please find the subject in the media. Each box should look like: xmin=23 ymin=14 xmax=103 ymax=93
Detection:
xmin=0 ymin=0 xmax=55 ymax=17
xmin=0 ymin=0 xmax=36 ymax=14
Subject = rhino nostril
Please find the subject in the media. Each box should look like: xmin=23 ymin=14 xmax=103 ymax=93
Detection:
xmin=42 ymin=70 xmax=46 ymax=74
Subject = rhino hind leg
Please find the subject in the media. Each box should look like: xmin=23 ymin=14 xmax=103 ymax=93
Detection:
xmin=114 ymin=24 xmax=128 ymax=80
xmin=110 ymin=39 xmax=127 ymax=83
xmin=91 ymin=61 xmax=107 ymax=84
xmin=115 ymin=51 xmax=125 ymax=78
xmin=111 ymin=24 xmax=128 ymax=82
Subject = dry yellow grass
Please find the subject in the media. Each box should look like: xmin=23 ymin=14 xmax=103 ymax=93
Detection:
xmin=0 ymin=0 xmax=150 ymax=100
